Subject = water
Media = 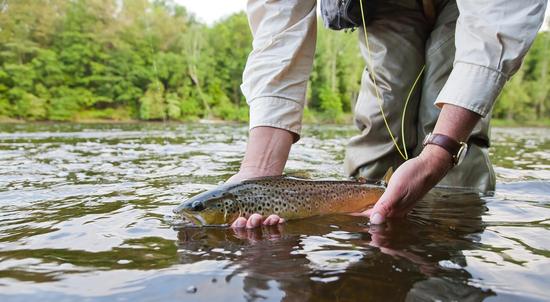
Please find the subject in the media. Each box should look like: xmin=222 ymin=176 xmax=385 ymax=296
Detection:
xmin=0 ymin=123 xmax=549 ymax=301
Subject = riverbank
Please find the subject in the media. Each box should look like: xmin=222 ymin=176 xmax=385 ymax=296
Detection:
xmin=1 ymin=116 xmax=549 ymax=128
xmin=491 ymin=118 xmax=550 ymax=127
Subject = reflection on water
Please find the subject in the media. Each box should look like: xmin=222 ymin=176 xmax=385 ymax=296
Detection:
xmin=0 ymin=123 xmax=549 ymax=301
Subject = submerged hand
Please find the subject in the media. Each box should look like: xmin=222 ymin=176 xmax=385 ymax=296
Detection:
xmin=360 ymin=145 xmax=453 ymax=224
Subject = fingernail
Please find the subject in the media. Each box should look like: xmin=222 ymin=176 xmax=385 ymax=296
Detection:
xmin=370 ymin=213 xmax=385 ymax=225
xmin=235 ymin=219 xmax=245 ymax=228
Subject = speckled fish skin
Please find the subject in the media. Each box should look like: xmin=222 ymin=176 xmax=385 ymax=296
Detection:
xmin=173 ymin=176 xmax=385 ymax=226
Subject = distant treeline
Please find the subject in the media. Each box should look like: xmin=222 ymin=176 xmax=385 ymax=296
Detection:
xmin=0 ymin=0 xmax=548 ymax=123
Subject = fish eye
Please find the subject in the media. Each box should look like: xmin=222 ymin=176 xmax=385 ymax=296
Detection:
xmin=192 ymin=201 xmax=205 ymax=212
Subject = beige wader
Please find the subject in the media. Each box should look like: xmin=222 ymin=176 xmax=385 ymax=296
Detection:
xmin=344 ymin=0 xmax=496 ymax=193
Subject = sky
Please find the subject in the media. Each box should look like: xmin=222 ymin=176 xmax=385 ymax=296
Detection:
xmin=174 ymin=0 xmax=247 ymax=24
xmin=176 ymin=0 xmax=549 ymax=30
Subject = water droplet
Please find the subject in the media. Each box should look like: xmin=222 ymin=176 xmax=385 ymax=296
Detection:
xmin=186 ymin=285 xmax=197 ymax=294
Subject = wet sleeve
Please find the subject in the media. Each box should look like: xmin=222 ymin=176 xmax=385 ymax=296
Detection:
xmin=241 ymin=0 xmax=317 ymax=139
xmin=435 ymin=0 xmax=547 ymax=117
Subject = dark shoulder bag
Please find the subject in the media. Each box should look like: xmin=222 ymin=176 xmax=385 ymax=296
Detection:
xmin=319 ymin=0 xmax=376 ymax=30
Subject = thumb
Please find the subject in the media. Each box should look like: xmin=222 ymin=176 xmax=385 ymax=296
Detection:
xmin=369 ymin=190 xmax=397 ymax=224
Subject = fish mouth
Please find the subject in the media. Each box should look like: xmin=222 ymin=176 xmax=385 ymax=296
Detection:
xmin=178 ymin=210 xmax=233 ymax=227
xmin=179 ymin=210 xmax=206 ymax=226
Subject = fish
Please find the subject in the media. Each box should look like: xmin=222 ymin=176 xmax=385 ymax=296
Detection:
xmin=173 ymin=168 xmax=392 ymax=226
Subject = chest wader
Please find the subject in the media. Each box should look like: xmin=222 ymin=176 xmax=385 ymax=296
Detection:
xmin=327 ymin=0 xmax=495 ymax=194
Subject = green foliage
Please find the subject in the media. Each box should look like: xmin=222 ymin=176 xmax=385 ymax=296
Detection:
xmin=494 ymin=32 xmax=550 ymax=122
xmin=49 ymin=87 xmax=86 ymax=121
xmin=309 ymin=24 xmax=363 ymax=122
xmin=213 ymin=100 xmax=249 ymax=122
xmin=166 ymin=93 xmax=181 ymax=120
xmin=179 ymin=85 xmax=203 ymax=118
xmin=0 ymin=0 xmax=547 ymax=124
xmin=15 ymin=91 xmax=48 ymax=120
xmin=139 ymin=81 xmax=166 ymax=120
xmin=0 ymin=0 xmax=254 ymax=122
xmin=0 ymin=98 xmax=10 ymax=117
xmin=318 ymin=86 xmax=343 ymax=120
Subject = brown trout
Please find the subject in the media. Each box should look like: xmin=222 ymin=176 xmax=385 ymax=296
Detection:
xmin=174 ymin=170 xmax=391 ymax=226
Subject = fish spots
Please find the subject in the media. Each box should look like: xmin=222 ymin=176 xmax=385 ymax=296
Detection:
xmin=190 ymin=177 xmax=384 ymax=224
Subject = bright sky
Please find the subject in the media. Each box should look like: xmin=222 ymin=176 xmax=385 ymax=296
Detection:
xmin=174 ymin=0 xmax=247 ymax=24
xmin=176 ymin=0 xmax=550 ymax=29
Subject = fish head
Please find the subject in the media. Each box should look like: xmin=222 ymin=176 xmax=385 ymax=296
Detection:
xmin=173 ymin=185 xmax=239 ymax=226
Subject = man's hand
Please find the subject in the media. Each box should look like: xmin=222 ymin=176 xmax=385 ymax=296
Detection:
xmin=228 ymin=126 xmax=294 ymax=228
xmin=359 ymin=144 xmax=452 ymax=223
xmin=359 ymin=103 xmax=482 ymax=224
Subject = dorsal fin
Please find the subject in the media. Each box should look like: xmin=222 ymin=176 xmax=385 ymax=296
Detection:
xmin=382 ymin=167 xmax=393 ymax=186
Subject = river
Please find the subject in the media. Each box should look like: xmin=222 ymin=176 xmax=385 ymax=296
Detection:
xmin=0 ymin=123 xmax=549 ymax=301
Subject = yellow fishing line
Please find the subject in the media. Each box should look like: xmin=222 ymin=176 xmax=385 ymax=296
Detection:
xmin=359 ymin=0 xmax=425 ymax=161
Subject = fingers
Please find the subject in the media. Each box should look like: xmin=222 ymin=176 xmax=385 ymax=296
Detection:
xmin=369 ymin=193 xmax=395 ymax=225
xmin=263 ymin=214 xmax=282 ymax=226
xmin=246 ymin=214 xmax=263 ymax=228
xmin=349 ymin=208 xmax=373 ymax=217
xmin=225 ymin=174 xmax=247 ymax=185
xmin=351 ymin=179 xmax=404 ymax=221
xmin=231 ymin=217 xmax=247 ymax=228
xmin=231 ymin=213 xmax=284 ymax=229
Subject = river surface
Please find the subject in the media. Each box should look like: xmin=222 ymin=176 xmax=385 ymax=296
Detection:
xmin=0 ymin=123 xmax=549 ymax=301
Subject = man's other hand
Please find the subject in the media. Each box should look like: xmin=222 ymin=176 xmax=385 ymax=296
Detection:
xmin=357 ymin=144 xmax=452 ymax=224
xmin=357 ymin=103 xmax=482 ymax=223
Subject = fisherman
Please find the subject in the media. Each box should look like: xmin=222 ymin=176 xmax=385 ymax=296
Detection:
xmin=227 ymin=0 xmax=547 ymax=228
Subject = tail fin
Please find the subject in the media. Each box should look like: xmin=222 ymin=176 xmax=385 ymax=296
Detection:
xmin=382 ymin=167 xmax=393 ymax=186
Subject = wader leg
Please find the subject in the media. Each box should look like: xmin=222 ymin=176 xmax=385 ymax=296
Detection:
xmin=412 ymin=0 xmax=496 ymax=194
xmin=345 ymin=0 xmax=429 ymax=180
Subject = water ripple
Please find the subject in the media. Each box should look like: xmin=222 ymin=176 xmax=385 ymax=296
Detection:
xmin=0 ymin=123 xmax=548 ymax=301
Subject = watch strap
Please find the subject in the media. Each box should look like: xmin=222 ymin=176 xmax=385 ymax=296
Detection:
xmin=423 ymin=133 xmax=467 ymax=165
xmin=424 ymin=133 xmax=461 ymax=156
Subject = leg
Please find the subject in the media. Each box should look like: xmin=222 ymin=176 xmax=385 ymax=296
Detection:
xmin=413 ymin=0 xmax=495 ymax=194
xmin=345 ymin=0 xmax=430 ymax=180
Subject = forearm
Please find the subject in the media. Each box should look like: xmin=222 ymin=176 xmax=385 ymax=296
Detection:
xmin=433 ymin=104 xmax=480 ymax=142
xmin=239 ymin=126 xmax=294 ymax=176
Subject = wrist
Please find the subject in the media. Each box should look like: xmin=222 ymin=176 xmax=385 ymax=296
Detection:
xmin=418 ymin=144 xmax=453 ymax=176
xmin=238 ymin=165 xmax=282 ymax=177
xmin=239 ymin=126 xmax=293 ymax=177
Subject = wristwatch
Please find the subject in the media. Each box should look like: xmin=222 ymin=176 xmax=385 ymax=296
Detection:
xmin=422 ymin=132 xmax=468 ymax=166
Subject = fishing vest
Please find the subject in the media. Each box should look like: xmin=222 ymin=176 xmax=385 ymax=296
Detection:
xmin=320 ymin=0 xmax=436 ymax=30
